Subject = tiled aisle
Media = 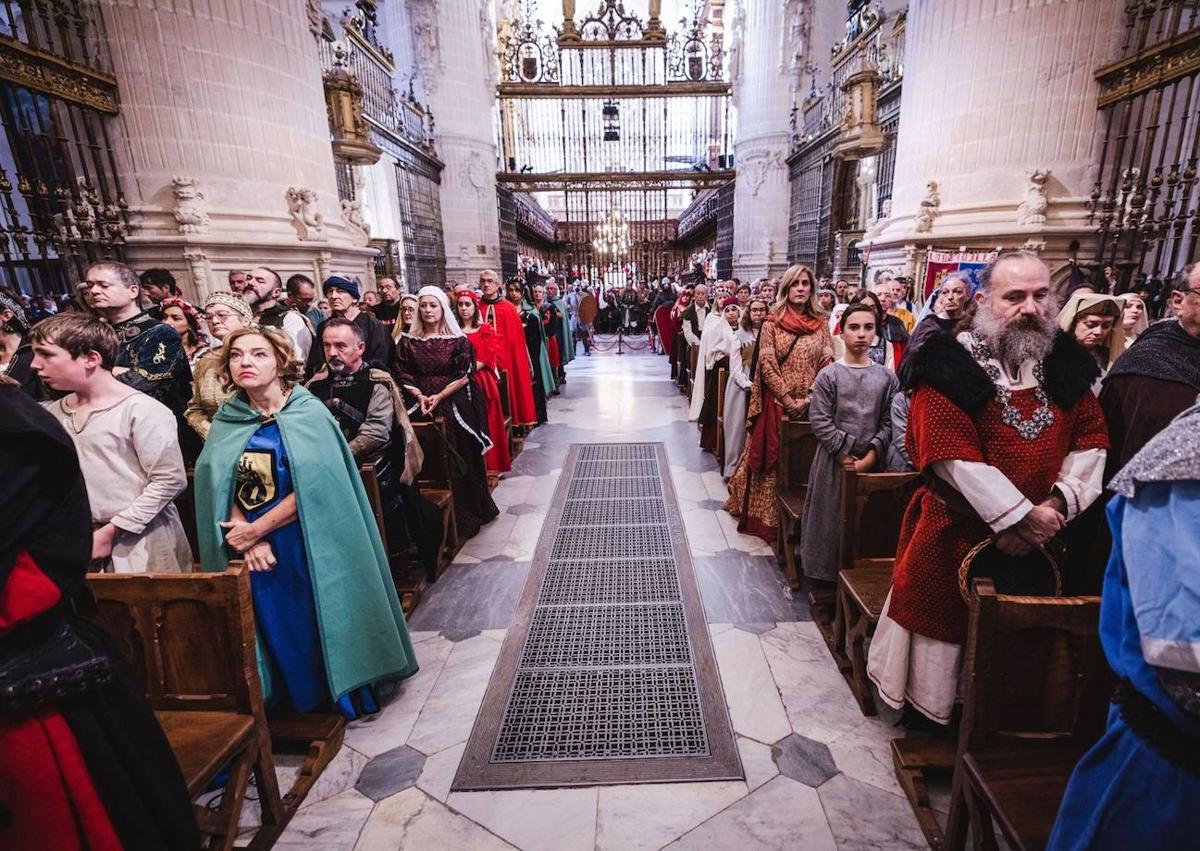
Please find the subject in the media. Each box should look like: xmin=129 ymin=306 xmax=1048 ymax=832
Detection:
xmin=270 ymin=349 xmax=927 ymax=850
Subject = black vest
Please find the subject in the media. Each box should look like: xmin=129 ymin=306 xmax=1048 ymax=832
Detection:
xmin=308 ymin=366 xmax=377 ymax=444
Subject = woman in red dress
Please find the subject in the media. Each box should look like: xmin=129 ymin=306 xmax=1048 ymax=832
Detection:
xmin=455 ymin=287 xmax=513 ymax=474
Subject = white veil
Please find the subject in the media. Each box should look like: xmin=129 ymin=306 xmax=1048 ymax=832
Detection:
xmin=408 ymin=285 xmax=464 ymax=338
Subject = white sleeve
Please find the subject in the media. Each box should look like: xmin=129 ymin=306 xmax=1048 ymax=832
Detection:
xmin=930 ymin=459 xmax=1033 ymax=533
xmin=111 ymin=402 xmax=188 ymax=535
xmin=683 ymin=319 xmax=701 ymax=348
xmin=282 ymin=311 xmax=312 ymax=362
xmin=1053 ymin=448 xmax=1106 ymax=520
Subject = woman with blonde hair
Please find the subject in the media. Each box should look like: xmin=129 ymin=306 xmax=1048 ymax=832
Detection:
xmin=725 ymin=264 xmax=834 ymax=542
xmin=1117 ymin=292 xmax=1149 ymax=347
xmin=194 ymin=326 xmax=417 ymax=720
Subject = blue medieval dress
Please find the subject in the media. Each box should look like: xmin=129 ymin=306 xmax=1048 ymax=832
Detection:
xmin=1048 ymin=403 xmax=1200 ymax=850
xmin=195 ymin=387 xmax=418 ymax=721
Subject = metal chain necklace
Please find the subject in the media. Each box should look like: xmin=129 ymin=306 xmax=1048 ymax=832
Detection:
xmin=968 ymin=333 xmax=1055 ymax=440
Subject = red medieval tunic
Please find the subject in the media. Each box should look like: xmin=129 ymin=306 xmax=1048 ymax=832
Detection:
xmin=867 ymin=331 xmax=1109 ymax=724
xmin=482 ymin=297 xmax=538 ymax=427
xmin=464 ymin=324 xmax=513 ymax=474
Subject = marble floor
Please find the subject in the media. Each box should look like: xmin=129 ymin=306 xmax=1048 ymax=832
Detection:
xmin=266 ymin=348 xmax=928 ymax=850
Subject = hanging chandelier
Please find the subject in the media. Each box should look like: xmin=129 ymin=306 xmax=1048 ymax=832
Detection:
xmin=592 ymin=208 xmax=629 ymax=259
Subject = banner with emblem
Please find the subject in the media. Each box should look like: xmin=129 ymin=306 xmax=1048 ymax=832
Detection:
xmin=923 ymin=249 xmax=999 ymax=299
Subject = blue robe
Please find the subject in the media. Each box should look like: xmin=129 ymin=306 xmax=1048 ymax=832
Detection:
xmin=1048 ymin=482 xmax=1200 ymax=850
xmin=237 ymin=422 xmax=378 ymax=719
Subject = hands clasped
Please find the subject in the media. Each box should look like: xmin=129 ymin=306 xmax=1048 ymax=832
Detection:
xmin=994 ymin=503 xmax=1066 ymax=557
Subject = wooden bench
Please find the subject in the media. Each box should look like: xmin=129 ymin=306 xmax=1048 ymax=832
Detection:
xmin=774 ymin=419 xmax=819 ymax=590
xmin=412 ymin=418 xmax=458 ymax=579
xmin=89 ymin=567 xmax=343 ymax=850
xmin=826 ymin=460 xmax=921 ymax=714
xmin=940 ymin=580 xmax=1108 ymax=851
xmin=359 ymin=459 xmax=424 ymax=615
xmin=714 ymin=365 xmax=728 ymax=466
xmin=497 ymin=367 xmax=517 ymax=462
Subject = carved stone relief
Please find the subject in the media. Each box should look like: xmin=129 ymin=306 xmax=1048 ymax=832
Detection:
xmin=1016 ymin=169 xmax=1051 ymax=226
xmin=340 ymin=198 xmax=371 ymax=246
xmin=182 ymin=250 xmax=210 ymax=294
xmin=286 ymin=186 xmax=325 ymax=241
xmin=914 ymin=180 xmax=940 ymax=233
xmin=171 ymin=176 xmax=209 ymax=235
xmin=739 ymin=148 xmax=786 ymax=197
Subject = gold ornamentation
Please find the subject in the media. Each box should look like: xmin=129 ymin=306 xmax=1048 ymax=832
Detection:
xmin=0 ymin=39 xmax=119 ymax=115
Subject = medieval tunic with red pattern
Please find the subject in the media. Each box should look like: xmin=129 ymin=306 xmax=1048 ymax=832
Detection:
xmin=867 ymin=330 xmax=1109 ymax=724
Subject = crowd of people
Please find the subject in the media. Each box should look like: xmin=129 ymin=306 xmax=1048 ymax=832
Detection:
xmin=660 ymin=254 xmax=1200 ymax=844
xmin=0 ymin=260 xmax=584 ymax=846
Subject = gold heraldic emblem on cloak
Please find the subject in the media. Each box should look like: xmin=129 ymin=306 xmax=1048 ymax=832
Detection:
xmin=235 ymin=450 xmax=276 ymax=512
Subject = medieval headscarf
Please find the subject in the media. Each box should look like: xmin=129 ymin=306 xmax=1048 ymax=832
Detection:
xmin=407 ymin=285 xmax=463 ymax=338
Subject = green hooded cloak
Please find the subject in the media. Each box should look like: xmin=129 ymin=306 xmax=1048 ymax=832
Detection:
xmin=194 ymin=386 xmax=417 ymax=702
xmin=521 ymin=299 xmax=557 ymax=398
xmin=550 ymin=296 xmax=574 ymax=366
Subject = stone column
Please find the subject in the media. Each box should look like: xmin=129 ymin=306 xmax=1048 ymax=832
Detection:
xmin=397 ymin=0 xmax=502 ymax=284
xmin=862 ymin=0 xmax=1125 ymax=290
xmin=98 ymin=0 xmax=376 ymax=301
xmin=730 ymin=0 xmax=795 ymax=281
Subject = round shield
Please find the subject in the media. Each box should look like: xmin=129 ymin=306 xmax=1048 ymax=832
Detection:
xmin=577 ymin=293 xmax=598 ymax=325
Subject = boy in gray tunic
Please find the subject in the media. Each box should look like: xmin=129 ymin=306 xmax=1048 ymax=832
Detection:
xmin=800 ymin=304 xmax=898 ymax=585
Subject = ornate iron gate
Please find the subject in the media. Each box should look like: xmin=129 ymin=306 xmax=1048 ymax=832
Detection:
xmin=1090 ymin=2 xmax=1200 ymax=290
xmin=0 ymin=0 xmax=128 ymax=297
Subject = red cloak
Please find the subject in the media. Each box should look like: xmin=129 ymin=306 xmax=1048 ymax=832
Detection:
xmin=464 ymin=325 xmax=513 ymax=474
xmin=888 ymin=386 xmax=1109 ymax=644
xmin=482 ymin=298 xmax=538 ymax=427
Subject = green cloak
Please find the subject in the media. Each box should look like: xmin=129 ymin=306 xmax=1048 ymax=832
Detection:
xmin=521 ymin=299 xmax=557 ymax=397
xmin=194 ymin=386 xmax=417 ymax=702
xmin=551 ymin=297 xmax=574 ymax=366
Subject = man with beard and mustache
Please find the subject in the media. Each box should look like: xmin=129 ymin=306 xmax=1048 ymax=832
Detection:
xmin=479 ymin=268 xmax=538 ymax=428
xmin=867 ymin=251 xmax=1110 ymax=727
xmin=305 ymin=320 xmax=439 ymax=572
xmin=244 ymin=265 xmax=313 ymax=362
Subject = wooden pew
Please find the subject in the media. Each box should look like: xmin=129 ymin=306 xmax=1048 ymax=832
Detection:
xmin=774 ymin=419 xmax=819 ymax=590
xmin=89 ymin=567 xmax=343 ymax=850
xmin=940 ymin=580 xmax=1109 ymax=851
xmin=497 ymin=367 xmax=517 ymax=462
xmin=412 ymin=418 xmax=458 ymax=579
xmin=826 ymin=458 xmax=920 ymax=713
xmin=714 ymin=365 xmax=728 ymax=466
xmin=359 ymin=459 xmax=424 ymax=615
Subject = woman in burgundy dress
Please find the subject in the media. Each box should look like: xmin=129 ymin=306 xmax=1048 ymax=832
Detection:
xmin=395 ymin=286 xmax=499 ymax=539
xmin=454 ymin=286 xmax=512 ymax=475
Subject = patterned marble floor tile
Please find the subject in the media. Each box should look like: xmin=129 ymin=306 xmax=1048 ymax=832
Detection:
xmin=711 ymin=627 xmax=792 ymax=745
xmin=664 ymin=776 xmax=838 ymax=851
xmin=414 ymin=741 xmax=467 ymax=803
xmin=445 ymin=787 xmax=598 ymax=851
xmin=405 ymin=635 xmax=502 ymax=755
xmin=273 ymin=789 xmax=374 ymax=851
xmin=736 ymin=736 xmax=780 ymax=791
xmin=407 ymin=563 xmax=529 ymax=636
xmin=299 ymin=744 xmax=370 ymax=808
xmin=681 ymin=508 xmax=731 ymax=555
xmin=760 ymin=625 xmax=865 ymax=744
xmin=825 ymin=715 xmax=907 ymax=797
xmin=344 ymin=634 xmax=455 ymax=758
xmin=354 ymin=745 xmax=425 ymax=801
xmin=595 ymin=781 xmax=748 ymax=851
xmin=355 ymin=787 xmax=514 ymax=851
xmin=818 ymin=773 xmax=928 ymax=850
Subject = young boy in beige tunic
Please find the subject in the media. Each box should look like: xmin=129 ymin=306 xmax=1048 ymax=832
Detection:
xmin=32 ymin=314 xmax=191 ymax=573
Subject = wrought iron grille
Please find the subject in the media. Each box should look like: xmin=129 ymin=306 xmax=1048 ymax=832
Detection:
xmin=390 ymin=143 xmax=446 ymax=290
xmin=1089 ymin=2 xmax=1200 ymax=290
xmin=0 ymin=0 xmax=127 ymax=296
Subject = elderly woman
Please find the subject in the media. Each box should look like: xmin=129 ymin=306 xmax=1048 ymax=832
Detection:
xmin=1118 ymin=292 xmax=1149 ymax=348
xmin=184 ymin=291 xmax=252 ymax=440
xmin=1059 ymin=293 xmax=1125 ymax=393
xmin=396 ymin=286 xmax=499 ymax=538
xmin=195 ymin=326 xmax=416 ymax=720
xmin=725 ymin=264 xmax=834 ymax=542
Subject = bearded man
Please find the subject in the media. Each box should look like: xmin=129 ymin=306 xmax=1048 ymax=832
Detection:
xmin=867 ymin=251 xmax=1109 ymax=725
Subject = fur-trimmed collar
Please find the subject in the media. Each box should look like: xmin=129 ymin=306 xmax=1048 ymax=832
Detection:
xmin=900 ymin=329 xmax=1099 ymax=412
